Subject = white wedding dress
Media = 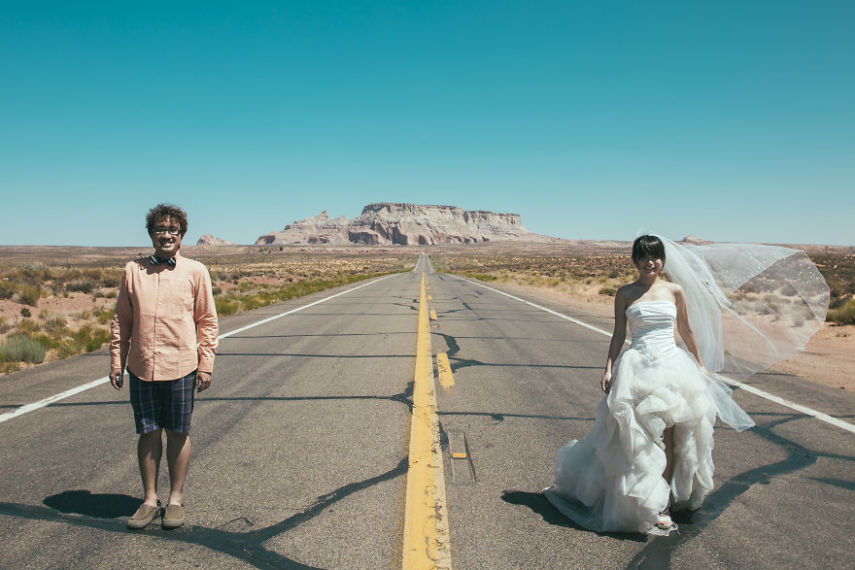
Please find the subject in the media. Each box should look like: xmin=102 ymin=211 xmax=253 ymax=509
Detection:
xmin=542 ymin=235 xmax=829 ymax=535
xmin=543 ymin=300 xmax=725 ymax=534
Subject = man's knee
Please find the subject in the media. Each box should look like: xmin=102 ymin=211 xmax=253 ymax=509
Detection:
xmin=140 ymin=429 xmax=163 ymax=441
xmin=165 ymin=429 xmax=189 ymax=442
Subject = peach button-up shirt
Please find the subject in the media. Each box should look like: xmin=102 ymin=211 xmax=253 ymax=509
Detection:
xmin=110 ymin=252 xmax=218 ymax=381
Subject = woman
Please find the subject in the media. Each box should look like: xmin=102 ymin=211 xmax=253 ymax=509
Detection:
xmin=543 ymin=234 xmax=828 ymax=535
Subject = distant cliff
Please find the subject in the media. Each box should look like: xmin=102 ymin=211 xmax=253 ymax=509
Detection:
xmin=196 ymin=234 xmax=236 ymax=246
xmin=255 ymin=203 xmax=556 ymax=246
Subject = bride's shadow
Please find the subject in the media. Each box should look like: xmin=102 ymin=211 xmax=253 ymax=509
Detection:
xmin=44 ymin=490 xmax=140 ymax=519
xmin=501 ymin=490 xmax=647 ymax=542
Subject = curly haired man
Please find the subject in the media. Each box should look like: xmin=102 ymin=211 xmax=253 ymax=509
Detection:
xmin=109 ymin=203 xmax=218 ymax=529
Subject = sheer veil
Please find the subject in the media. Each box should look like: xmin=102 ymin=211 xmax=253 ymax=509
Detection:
xmin=655 ymin=235 xmax=829 ymax=430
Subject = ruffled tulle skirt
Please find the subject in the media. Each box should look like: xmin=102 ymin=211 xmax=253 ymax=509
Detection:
xmin=543 ymin=342 xmax=719 ymax=533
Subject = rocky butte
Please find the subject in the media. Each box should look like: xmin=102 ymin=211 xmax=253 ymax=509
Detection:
xmin=255 ymin=203 xmax=557 ymax=246
xmin=196 ymin=234 xmax=236 ymax=246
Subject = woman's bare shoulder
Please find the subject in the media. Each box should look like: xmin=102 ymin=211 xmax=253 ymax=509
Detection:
xmin=665 ymin=282 xmax=687 ymax=304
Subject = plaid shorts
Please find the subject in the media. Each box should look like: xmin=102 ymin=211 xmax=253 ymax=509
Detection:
xmin=129 ymin=370 xmax=196 ymax=434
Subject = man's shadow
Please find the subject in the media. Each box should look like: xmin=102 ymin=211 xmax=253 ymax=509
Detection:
xmin=43 ymin=490 xmax=139 ymax=519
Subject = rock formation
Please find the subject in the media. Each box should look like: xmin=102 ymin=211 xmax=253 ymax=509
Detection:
xmin=255 ymin=203 xmax=556 ymax=246
xmin=680 ymin=235 xmax=710 ymax=245
xmin=196 ymin=234 xmax=236 ymax=246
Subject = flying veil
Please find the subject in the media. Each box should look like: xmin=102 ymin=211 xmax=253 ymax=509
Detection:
xmin=655 ymin=235 xmax=830 ymax=430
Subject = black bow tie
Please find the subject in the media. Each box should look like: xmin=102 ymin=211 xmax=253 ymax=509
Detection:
xmin=149 ymin=255 xmax=176 ymax=267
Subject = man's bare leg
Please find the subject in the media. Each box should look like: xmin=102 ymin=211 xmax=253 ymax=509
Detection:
xmin=165 ymin=430 xmax=191 ymax=506
xmin=138 ymin=429 xmax=163 ymax=506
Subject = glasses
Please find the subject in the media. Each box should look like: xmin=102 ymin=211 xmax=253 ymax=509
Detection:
xmin=152 ymin=227 xmax=181 ymax=236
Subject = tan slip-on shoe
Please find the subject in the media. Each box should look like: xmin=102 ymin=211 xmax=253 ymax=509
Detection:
xmin=127 ymin=502 xmax=160 ymax=529
xmin=162 ymin=503 xmax=185 ymax=529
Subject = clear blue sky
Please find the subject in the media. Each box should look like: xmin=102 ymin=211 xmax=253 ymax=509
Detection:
xmin=1 ymin=1 xmax=852 ymax=246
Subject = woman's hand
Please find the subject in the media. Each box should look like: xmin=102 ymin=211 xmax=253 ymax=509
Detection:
xmin=601 ymin=371 xmax=612 ymax=394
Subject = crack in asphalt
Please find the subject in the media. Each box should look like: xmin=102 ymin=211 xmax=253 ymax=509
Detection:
xmin=1 ymin=386 xmax=416 ymax=568
xmin=499 ymin=412 xmax=854 ymax=567
xmin=626 ymin=412 xmax=855 ymax=568
xmin=1 ymin=457 xmax=409 ymax=569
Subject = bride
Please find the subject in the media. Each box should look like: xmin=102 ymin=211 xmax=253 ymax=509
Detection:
xmin=543 ymin=234 xmax=828 ymax=534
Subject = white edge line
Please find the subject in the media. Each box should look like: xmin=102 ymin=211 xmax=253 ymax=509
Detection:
xmin=0 ymin=273 xmax=400 ymax=425
xmin=0 ymin=376 xmax=111 ymax=423
xmin=452 ymin=274 xmax=855 ymax=435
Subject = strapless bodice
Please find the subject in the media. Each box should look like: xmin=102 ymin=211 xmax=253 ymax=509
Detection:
xmin=626 ymin=300 xmax=677 ymax=350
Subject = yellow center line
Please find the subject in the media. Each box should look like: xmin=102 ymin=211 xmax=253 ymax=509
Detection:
xmin=402 ymin=273 xmax=452 ymax=569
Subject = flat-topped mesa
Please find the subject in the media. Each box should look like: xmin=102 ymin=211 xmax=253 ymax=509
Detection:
xmin=256 ymin=203 xmax=554 ymax=246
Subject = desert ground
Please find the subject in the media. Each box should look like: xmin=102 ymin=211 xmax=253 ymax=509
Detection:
xmin=1 ymin=242 xmax=852 ymax=391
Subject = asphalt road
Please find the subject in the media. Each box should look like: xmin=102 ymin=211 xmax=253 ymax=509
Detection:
xmin=1 ymin=258 xmax=853 ymax=569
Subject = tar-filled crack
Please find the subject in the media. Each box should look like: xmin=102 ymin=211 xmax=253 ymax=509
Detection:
xmin=500 ymin=412 xmax=854 ymax=567
xmin=434 ymin=333 xmax=461 ymax=357
xmin=625 ymin=413 xmax=854 ymax=568
xmin=4 ymin=456 xmax=410 ymax=569
xmin=3 ymin=387 xmax=416 ymax=569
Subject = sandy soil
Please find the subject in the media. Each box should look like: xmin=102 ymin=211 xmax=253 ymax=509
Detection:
xmin=0 ymin=293 xmax=113 ymax=323
xmin=498 ymin=281 xmax=855 ymax=392
xmin=773 ymin=324 xmax=855 ymax=391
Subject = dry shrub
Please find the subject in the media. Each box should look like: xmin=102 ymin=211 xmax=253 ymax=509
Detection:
xmin=95 ymin=309 xmax=114 ymax=325
xmin=215 ymin=298 xmax=239 ymax=316
xmin=0 ymin=336 xmax=46 ymax=364
xmin=66 ymin=280 xmax=96 ymax=294
xmin=828 ymin=299 xmax=855 ymax=325
xmin=18 ymin=285 xmax=42 ymax=306
xmin=57 ymin=325 xmax=111 ymax=357
xmin=0 ymin=281 xmax=14 ymax=299
xmin=42 ymin=317 xmax=69 ymax=338
xmin=16 ymin=319 xmax=40 ymax=334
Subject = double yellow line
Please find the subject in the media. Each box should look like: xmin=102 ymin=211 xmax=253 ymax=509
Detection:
xmin=402 ymin=273 xmax=452 ymax=569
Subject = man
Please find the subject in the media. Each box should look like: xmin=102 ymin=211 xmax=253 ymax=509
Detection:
xmin=110 ymin=203 xmax=218 ymax=529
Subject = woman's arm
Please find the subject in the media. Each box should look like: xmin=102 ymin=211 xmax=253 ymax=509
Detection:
xmin=674 ymin=286 xmax=710 ymax=375
xmin=601 ymin=290 xmax=628 ymax=393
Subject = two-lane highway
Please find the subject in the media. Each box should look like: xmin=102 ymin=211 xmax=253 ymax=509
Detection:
xmin=1 ymin=256 xmax=854 ymax=568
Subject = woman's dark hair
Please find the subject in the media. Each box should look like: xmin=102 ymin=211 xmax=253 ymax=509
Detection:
xmin=632 ymin=235 xmax=666 ymax=264
xmin=146 ymin=203 xmax=188 ymax=236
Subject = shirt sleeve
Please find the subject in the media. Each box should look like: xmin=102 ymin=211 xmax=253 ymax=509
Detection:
xmin=110 ymin=264 xmax=133 ymax=372
xmin=194 ymin=265 xmax=219 ymax=373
